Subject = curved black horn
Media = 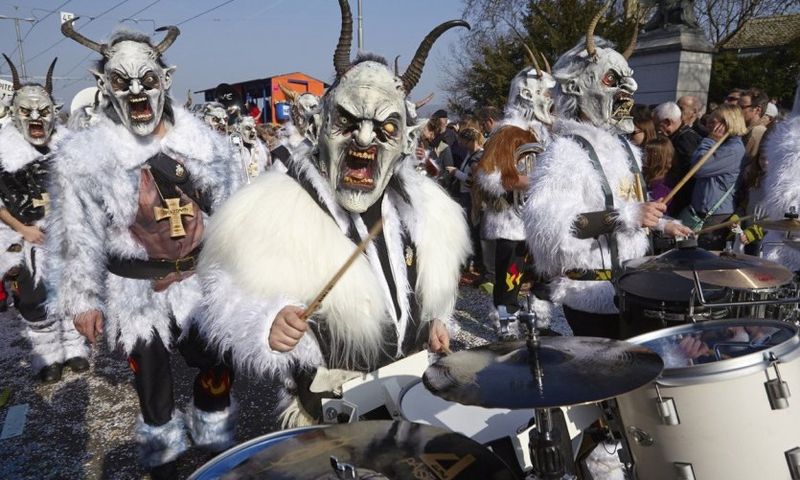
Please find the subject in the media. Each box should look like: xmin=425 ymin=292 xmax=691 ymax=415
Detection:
xmin=2 ymin=53 xmax=20 ymax=90
xmin=154 ymin=26 xmax=180 ymax=55
xmin=60 ymin=18 xmax=106 ymax=55
xmin=334 ymin=0 xmax=353 ymax=78
xmin=45 ymin=57 xmax=57 ymax=95
xmin=401 ymin=19 xmax=470 ymax=94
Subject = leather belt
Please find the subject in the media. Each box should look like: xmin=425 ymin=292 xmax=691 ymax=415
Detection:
xmin=564 ymin=269 xmax=613 ymax=281
xmin=107 ymin=247 xmax=201 ymax=280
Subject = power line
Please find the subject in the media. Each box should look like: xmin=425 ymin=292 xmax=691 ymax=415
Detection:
xmin=176 ymin=0 xmax=236 ymax=26
xmin=25 ymin=0 xmax=134 ymax=64
xmin=124 ymin=0 xmax=161 ymax=20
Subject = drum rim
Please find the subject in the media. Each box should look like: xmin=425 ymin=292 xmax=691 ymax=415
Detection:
xmin=187 ymin=425 xmax=323 ymax=479
xmin=627 ymin=318 xmax=800 ymax=386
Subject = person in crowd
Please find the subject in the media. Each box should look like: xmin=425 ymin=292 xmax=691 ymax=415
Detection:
xmin=630 ymin=104 xmax=656 ymax=147
xmin=447 ymin=127 xmax=485 ymax=280
xmin=678 ymin=94 xmax=707 ymax=136
xmin=764 ymin=102 xmax=779 ymax=126
xmin=477 ymin=106 xmax=502 ymax=136
xmin=688 ymin=103 xmax=747 ymax=249
xmin=725 ymin=88 xmax=744 ymax=105
xmin=431 ymin=108 xmax=458 ymax=148
xmin=416 ymin=118 xmax=454 ymax=184
xmin=643 ymin=134 xmax=675 ymax=203
xmin=735 ymin=124 xmax=774 ymax=255
xmin=739 ymin=88 xmax=770 ymax=163
xmin=654 ymin=101 xmax=701 ymax=216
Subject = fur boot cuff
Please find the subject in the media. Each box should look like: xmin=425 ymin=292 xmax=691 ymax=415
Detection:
xmin=135 ymin=412 xmax=189 ymax=468
xmin=185 ymin=400 xmax=238 ymax=452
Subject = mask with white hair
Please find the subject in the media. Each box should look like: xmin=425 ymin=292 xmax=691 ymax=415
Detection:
xmin=202 ymin=102 xmax=228 ymax=133
xmin=3 ymin=54 xmax=58 ymax=146
xmin=61 ymin=19 xmax=179 ymax=137
xmin=552 ymin=1 xmax=639 ymax=134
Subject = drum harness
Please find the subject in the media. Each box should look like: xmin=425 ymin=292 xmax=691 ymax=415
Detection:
xmin=564 ymin=134 xmax=646 ymax=282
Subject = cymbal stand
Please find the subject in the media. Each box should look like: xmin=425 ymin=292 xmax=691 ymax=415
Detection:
xmin=519 ymin=299 xmax=575 ymax=480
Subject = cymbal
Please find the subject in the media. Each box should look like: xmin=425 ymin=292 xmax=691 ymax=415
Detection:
xmin=423 ymin=337 xmax=663 ymax=409
xmin=624 ymin=242 xmax=750 ymax=272
xmin=674 ymin=251 xmax=794 ymax=289
xmin=758 ymin=218 xmax=800 ymax=232
xmin=220 ymin=420 xmax=515 ymax=480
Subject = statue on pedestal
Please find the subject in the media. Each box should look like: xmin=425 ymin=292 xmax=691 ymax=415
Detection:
xmin=643 ymin=0 xmax=700 ymax=32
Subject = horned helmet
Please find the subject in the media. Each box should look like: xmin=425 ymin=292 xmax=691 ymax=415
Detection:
xmin=319 ymin=0 xmax=469 ymax=213
xmin=551 ymin=1 xmax=639 ymax=133
xmin=61 ymin=19 xmax=179 ymax=136
xmin=3 ymin=54 xmax=58 ymax=146
xmin=506 ymin=41 xmax=556 ymax=125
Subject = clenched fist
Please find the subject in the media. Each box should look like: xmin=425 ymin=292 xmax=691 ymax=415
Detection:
xmin=639 ymin=201 xmax=667 ymax=228
xmin=428 ymin=318 xmax=450 ymax=354
xmin=74 ymin=309 xmax=104 ymax=344
xmin=268 ymin=305 xmax=308 ymax=352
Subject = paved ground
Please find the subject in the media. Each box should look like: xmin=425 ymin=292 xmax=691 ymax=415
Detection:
xmin=0 ymin=286 xmax=568 ymax=479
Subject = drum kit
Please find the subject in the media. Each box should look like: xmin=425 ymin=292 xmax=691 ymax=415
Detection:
xmin=190 ymin=217 xmax=800 ymax=480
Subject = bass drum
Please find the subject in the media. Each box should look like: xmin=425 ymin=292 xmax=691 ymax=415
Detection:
xmin=617 ymin=269 xmax=729 ymax=338
xmin=616 ymin=319 xmax=800 ymax=480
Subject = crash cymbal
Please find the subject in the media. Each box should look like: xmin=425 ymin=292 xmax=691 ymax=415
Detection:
xmin=423 ymin=337 xmax=663 ymax=409
xmin=219 ymin=420 xmax=515 ymax=480
xmin=674 ymin=251 xmax=795 ymax=289
xmin=758 ymin=218 xmax=800 ymax=232
xmin=624 ymin=239 xmax=751 ymax=272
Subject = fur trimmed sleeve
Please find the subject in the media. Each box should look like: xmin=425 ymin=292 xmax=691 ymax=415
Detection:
xmin=48 ymin=164 xmax=109 ymax=317
xmin=196 ymin=263 xmax=323 ymax=378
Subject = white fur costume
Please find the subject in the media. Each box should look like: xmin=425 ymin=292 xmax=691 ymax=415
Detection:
xmin=195 ymin=144 xmax=470 ymax=388
xmin=524 ymin=118 xmax=649 ymax=314
xmin=762 ymin=114 xmax=800 ymax=270
xmin=232 ymin=136 xmax=271 ymax=186
xmin=0 ymin=125 xmax=88 ymax=370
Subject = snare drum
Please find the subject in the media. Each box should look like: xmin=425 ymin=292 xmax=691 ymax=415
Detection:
xmin=398 ymin=379 xmax=600 ymax=471
xmin=616 ymin=319 xmax=800 ymax=480
xmin=617 ymin=270 xmax=729 ymax=338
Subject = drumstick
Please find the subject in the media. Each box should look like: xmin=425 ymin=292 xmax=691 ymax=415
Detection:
xmin=662 ymin=132 xmax=730 ymax=205
xmin=301 ymin=219 xmax=384 ymax=320
xmin=696 ymin=214 xmax=754 ymax=235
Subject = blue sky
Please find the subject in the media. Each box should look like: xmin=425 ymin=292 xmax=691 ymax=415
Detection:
xmin=0 ymin=0 xmax=468 ymax=115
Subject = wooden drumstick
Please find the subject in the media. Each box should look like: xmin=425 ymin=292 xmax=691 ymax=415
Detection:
xmin=696 ymin=214 xmax=753 ymax=235
xmin=301 ymin=219 xmax=384 ymax=320
xmin=662 ymin=132 xmax=730 ymax=205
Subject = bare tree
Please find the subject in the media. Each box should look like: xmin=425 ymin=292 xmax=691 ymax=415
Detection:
xmin=695 ymin=0 xmax=800 ymax=46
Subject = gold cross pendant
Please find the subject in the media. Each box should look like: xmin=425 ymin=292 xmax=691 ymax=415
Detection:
xmin=32 ymin=193 xmax=50 ymax=216
xmin=153 ymin=197 xmax=194 ymax=238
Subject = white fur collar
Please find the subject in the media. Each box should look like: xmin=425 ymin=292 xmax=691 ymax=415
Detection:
xmin=0 ymin=124 xmax=65 ymax=172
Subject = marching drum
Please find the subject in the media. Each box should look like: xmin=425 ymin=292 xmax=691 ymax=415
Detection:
xmin=189 ymin=420 xmax=516 ymax=479
xmin=616 ymin=319 xmax=800 ymax=480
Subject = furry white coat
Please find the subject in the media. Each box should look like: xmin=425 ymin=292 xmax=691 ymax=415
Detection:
xmin=524 ymin=119 xmax=649 ymax=314
xmin=195 ymin=145 xmax=470 ymax=379
xmin=48 ymin=107 xmax=234 ymax=354
xmin=762 ymin=114 xmax=800 ymax=270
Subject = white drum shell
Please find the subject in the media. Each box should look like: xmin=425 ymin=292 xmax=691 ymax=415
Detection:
xmin=618 ymin=321 xmax=800 ymax=480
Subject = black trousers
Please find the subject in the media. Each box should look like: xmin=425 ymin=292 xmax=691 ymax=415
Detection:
xmin=563 ymin=305 xmax=621 ymax=340
xmin=13 ymin=262 xmax=48 ymax=325
xmin=128 ymin=323 xmax=234 ymax=426
xmin=494 ymin=239 xmax=527 ymax=312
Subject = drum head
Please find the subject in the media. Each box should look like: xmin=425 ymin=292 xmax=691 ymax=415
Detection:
xmin=627 ymin=319 xmax=800 ymax=385
xmin=199 ymin=420 xmax=515 ymax=480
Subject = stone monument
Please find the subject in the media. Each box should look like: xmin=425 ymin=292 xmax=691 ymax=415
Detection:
xmin=628 ymin=0 xmax=714 ymax=107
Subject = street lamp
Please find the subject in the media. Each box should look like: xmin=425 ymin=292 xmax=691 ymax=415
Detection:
xmin=0 ymin=14 xmax=36 ymax=81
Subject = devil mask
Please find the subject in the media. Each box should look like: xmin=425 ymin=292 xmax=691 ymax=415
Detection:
xmin=319 ymin=0 xmax=468 ymax=213
xmin=61 ymin=20 xmax=179 ymax=137
xmin=3 ymin=54 xmax=58 ymax=147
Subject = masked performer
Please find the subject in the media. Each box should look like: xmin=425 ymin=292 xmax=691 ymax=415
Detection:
xmin=201 ymin=101 xmax=228 ymax=135
xmin=523 ymin=4 xmax=690 ymax=339
xmin=0 ymin=55 xmax=89 ymax=383
xmin=231 ymin=115 xmax=271 ymax=185
xmin=51 ymin=23 xmax=236 ymax=478
xmin=195 ymin=0 xmax=470 ymax=426
xmin=761 ymin=76 xmax=800 ymax=271
xmin=474 ymin=43 xmax=555 ymax=325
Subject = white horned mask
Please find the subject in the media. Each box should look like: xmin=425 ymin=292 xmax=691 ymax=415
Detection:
xmin=319 ymin=0 xmax=468 ymax=213
xmin=202 ymin=102 xmax=228 ymax=133
xmin=506 ymin=44 xmax=556 ymax=125
xmin=552 ymin=1 xmax=639 ymax=134
xmin=233 ymin=115 xmax=258 ymax=145
xmin=61 ymin=19 xmax=179 ymax=137
xmin=3 ymin=55 xmax=58 ymax=147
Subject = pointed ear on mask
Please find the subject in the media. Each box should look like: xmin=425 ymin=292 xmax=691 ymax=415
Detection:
xmin=91 ymin=69 xmax=106 ymax=92
xmin=54 ymin=103 xmax=64 ymax=115
xmin=163 ymin=66 xmax=176 ymax=91
xmin=562 ymin=79 xmax=582 ymax=96
xmin=404 ymin=122 xmax=424 ymax=155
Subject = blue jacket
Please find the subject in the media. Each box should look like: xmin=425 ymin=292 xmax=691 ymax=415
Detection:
xmin=690 ymin=136 xmax=745 ymax=215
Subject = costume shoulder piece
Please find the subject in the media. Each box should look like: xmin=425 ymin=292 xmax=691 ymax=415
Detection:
xmin=0 ymin=123 xmax=44 ymax=172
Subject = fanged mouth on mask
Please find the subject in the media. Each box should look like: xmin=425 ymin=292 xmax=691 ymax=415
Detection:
xmin=28 ymin=120 xmax=46 ymax=139
xmin=612 ymin=91 xmax=634 ymax=120
xmin=128 ymin=94 xmax=154 ymax=122
xmin=341 ymin=144 xmax=379 ymax=191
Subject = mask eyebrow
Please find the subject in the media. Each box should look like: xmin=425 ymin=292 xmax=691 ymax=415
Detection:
xmin=376 ymin=112 xmax=401 ymax=123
